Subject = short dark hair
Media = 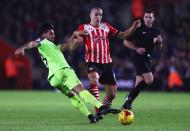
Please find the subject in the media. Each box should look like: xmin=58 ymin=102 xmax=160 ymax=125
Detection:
xmin=144 ymin=10 xmax=154 ymax=14
xmin=38 ymin=22 xmax=54 ymax=36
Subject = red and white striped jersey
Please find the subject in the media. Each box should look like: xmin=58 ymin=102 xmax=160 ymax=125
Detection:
xmin=78 ymin=22 xmax=118 ymax=64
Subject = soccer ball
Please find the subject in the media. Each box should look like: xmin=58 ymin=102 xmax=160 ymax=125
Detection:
xmin=118 ymin=109 xmax=134 ymax=125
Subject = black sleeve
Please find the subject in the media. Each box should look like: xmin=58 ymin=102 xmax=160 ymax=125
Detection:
xmin=155 ymin=28 xmax=161 ymax=36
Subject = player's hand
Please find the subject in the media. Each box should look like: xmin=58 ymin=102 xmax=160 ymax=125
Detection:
xmin=136 ymin=48 xmax=146 ymax=55
xmin=73 ymin=30 xmax=88 ymax=37
xmin=154 ymin=35 xmax=163 ymax=49
xmin=80 ymin=30 xmax=89 ymax=36
xmin=156 ymin=35 xmax=162 ymax=43
xmin=15 ymin=47 xmax=25 ymax=57
xmin=73 ymin=36 xmax=83 ymax=44
xmin=132 ymin=19 xmax=141 ymax=28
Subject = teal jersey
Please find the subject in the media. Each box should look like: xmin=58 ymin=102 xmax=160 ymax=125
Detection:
xmin=38 ymin=39 xmax=70 ymax=79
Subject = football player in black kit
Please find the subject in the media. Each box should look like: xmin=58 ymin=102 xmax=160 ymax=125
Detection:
xmin=121 ymin=10 xmax=163 ymax=110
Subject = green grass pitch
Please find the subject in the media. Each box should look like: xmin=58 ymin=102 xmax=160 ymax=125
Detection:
xmin=0 ymin=91 xmax=190 ymax=131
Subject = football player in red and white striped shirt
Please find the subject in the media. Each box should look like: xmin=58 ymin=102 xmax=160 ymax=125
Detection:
xmin=75 ymin=7 xmax=141 ymax=112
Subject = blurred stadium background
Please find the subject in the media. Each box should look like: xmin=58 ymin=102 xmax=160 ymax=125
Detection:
xmin=0 ymin=0 xmax=190 ymax=92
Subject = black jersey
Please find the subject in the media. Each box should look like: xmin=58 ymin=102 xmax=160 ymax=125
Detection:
xmin=127 ymin=24 xmax=161 ymax=57
xmin=127 ymin=24 xmax=161 ymax=74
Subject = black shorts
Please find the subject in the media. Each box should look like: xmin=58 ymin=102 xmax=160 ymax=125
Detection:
xmin=86 ymin=62 xmax=116 ymax=85
xmin=133 ymin=53 xmax=152 ymax=75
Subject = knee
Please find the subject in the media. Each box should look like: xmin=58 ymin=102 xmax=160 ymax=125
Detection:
xmin=88 ymin=72 xmax=99 ymax=85
xmin=89 ymin=77 xmax=99 ymax=85
xmin=144 ymin=78 xmax=154 ymax=86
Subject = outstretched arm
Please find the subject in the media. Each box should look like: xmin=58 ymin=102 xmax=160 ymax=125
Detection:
xmin=60 ymin=31 xmax=87 ymax=52
xmin=117 ymin=20 xmax=141 ymax=39
xmin=15 ymin=41 xmax=40 ymax=57
xmin=60 ymin=34 xmax=76 ymax=52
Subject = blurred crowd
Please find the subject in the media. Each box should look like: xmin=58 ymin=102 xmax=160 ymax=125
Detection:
xmin=0 ymin=0 xmax=190 ymax=91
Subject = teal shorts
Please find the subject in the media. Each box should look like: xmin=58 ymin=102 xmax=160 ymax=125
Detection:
xmin=49 ymin=68 xmax=81 ymax=94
